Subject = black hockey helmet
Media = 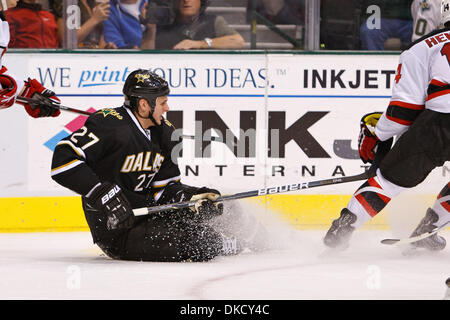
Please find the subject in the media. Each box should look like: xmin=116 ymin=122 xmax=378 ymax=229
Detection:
xmin=123 ymin=69 xmax=170 ymax=110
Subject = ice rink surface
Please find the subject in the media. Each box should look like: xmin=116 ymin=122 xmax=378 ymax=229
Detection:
xmin=1 ymin=217 xmax=449 ymax=300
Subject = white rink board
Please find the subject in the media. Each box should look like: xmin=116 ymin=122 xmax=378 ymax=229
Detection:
xmin=0 ymin=52 xmax=447 ymax=198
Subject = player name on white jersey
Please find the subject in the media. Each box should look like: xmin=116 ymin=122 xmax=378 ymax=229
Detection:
xmin=424 ymin=31 xmax=450 ymax=47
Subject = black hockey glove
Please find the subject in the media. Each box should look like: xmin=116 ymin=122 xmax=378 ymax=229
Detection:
xmin=87 ymin=183 xmax=135 ymax=230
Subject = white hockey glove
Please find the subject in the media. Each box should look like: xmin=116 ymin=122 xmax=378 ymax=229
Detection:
xmin=155 ymin=183 xmax=224 ymax=219
xmin=190 ymin=189 xmax=223 ymax=216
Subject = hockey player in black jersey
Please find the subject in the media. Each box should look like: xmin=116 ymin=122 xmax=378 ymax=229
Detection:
xmin=51 ymin=69 xmax=239 ymax=262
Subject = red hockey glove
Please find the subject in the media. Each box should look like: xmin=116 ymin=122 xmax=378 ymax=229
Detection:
xmin=18 ymin=78 xmax=61 ymax=118
xmin=358 ymin=112 xmax=382 ymax=164
xmin=0 ymin=73 xmax=18 ymax=109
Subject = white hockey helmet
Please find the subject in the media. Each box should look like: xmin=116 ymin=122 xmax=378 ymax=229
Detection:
xmin=442 ymin=0 xmax=450 ymax=26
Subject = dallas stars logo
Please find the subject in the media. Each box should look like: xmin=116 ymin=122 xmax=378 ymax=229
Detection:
xmin=420 ymin=0 xmax=430 ymax=12
xmin=135 ymin=74 xmax=150 ymax=83
xmin=98 ymin=108 xmax=123 ymax=120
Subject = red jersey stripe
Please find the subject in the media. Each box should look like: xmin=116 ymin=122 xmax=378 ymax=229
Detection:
xmin=427 ymin=89 xmax=450 ymax=101
xmin=388 ymin=101 xmax=425 ymax=110
xmin=386 ymin=114 xmax=413 ymax=126
xmin=429 ymin=79 xmax=448 ymax=87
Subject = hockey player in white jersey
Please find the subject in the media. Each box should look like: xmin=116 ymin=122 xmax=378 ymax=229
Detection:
xmin=324 ymin=0 xmax=450 ymax=251
xmin=0 ymin=0 xmax=61 ymax=117
xmin=411 ymin=0 xmax=441 ymax=41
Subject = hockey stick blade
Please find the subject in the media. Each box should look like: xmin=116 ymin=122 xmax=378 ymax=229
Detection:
xmin=133 ymin=170 xmax=373 ymax=217
xmin=380 ymin=221 xmax=450 ymax=245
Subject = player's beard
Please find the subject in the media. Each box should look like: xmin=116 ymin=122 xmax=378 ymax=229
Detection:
xmin=137 ymin=109 xmax=152 ymax=120
xmin=138 ymin=108 xmax=161 ymax=126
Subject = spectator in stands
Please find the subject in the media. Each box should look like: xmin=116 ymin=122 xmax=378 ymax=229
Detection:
xmin=140 ymin=0 xmax=245 ymax=50
xmin=5 ymin=0 xmax=59 ymax=48
xmin=50 ymin=0 xmax=116 ymax=49
xmin=359 ymin=0 xmax=413 ymax=50
xmin=246 ymin=0 xmax=304 ymax=25
xmin=411 ymin=0 xmax=440 ymax=42
xmin=103 ymin=0 xmax=146 ymax=49
xmin=320 ymin=0 xmax=361 ymax=50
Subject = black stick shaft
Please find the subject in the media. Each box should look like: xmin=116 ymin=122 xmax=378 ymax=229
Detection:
xmin=181 ymin=134 xmax=224 ymax=142
xmin=135 ymin=170 xmax=372 ymax=215
xmin=16 ymin=96 xmax=93 ymax=116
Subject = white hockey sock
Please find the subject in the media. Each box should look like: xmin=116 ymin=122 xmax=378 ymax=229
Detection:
xmin=347 ymin=169 xmax=407 ymax=229
xmin=432 ymin=183 xmax=450 ymax=226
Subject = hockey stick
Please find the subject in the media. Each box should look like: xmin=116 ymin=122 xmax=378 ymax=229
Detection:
xmin=380 ymin=221 xmax=450 ymax=246
xmin=16 ymin=96 xmax=93 ymax=116
xmin=180 ymin=134 xmax=226 ymax=142
xmin=133 ymin=138 xmax=392 ymax=216
xmin=17 ymin=95 xmax=228 ymax=145
xmin=132 ymin=169 xmax=374 ymax=216
xmin=15 ymin=96 xmax=230 ymax=143
xmin=132 ymin=139 xmax=391 ymax=217
xmin=15 ymin=95 xmax=238 ymax=144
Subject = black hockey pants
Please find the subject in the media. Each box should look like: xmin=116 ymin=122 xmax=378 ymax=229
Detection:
xmin=82 ymin=200 xmax=223 ymax=262
xmin=379 ymin=109 xmax=450 ymax=188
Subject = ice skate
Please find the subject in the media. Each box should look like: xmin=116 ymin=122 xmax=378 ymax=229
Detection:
xmin=409 ymin=208 xmax=446 ymax=251
xmin=323 ymin=208 xmax=357 ymax=250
